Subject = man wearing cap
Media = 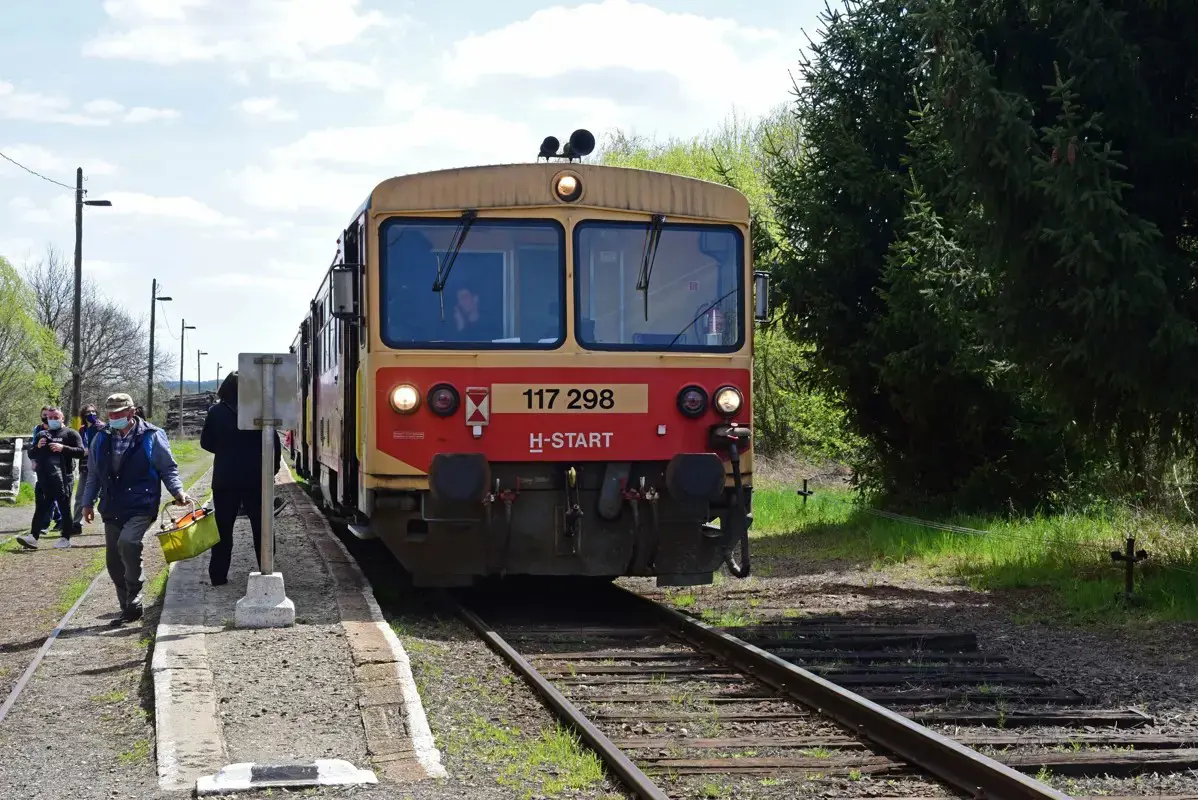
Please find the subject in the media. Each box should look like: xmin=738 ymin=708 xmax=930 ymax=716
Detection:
xmin=81 ymin=393 xmax=192 ymax=625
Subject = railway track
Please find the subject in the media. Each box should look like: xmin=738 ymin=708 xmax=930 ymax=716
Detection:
xmin=450 ymin=584 xmax=1108 ymax=800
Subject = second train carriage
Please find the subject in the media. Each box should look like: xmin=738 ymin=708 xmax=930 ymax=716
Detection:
xmin=287 ymin=131 xmax=770 ymax=587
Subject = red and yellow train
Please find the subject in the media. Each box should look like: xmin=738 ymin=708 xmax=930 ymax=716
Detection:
xmin=287 ymin=130 xmax=768 ymax=587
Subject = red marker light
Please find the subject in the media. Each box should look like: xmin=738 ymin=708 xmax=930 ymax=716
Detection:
xmin=677 ymin=385 xmax=708 ymax=418
xmin=427 ymin=384 xmax=460 ymax=416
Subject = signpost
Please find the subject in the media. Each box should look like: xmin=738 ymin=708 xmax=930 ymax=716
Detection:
xmin=234 ymin=353 xmax=299 ymax=629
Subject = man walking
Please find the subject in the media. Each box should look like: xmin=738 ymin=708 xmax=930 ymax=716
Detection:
xmin=18 ymin=407 xmax=85 ymax=550
xmin=82 ymin=393 xmax=191 ymax=625
xmin=30 ymin=407 xmax=64 ymax=535
xmin=73 ymin=404 xmax=105 ymax=535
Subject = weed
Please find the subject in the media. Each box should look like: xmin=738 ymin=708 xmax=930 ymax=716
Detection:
xmin=671 ymin=593 xmax=697 ymax=609
xmin=848 ymin=768 xmax=863 ymax=781
xmin=91 ymin=689 xmax=127 ymax=704
xmin=53 ymin=553 xmax=106 ymax=616
xmin=117 ymin=739 xmax=150 ymax=765
xmin=450 ymin=716 xmax=604 ymax=799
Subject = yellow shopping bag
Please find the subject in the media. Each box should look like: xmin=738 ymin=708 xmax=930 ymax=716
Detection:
xmin=156 ymin=501 xmax=219 ymax=564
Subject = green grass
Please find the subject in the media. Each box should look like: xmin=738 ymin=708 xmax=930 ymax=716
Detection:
xmin=751 ymin=487 xmax=1198 ymax=623
xmin=53 ymin=553 xmax=107 ymax=615
xmin=117 ymin=738 xmax=150 ymax=765
xmin=449 ymin=717 xmax=605 ymax=799
xmin=170 ymin=439 xmax=206 ymax=469
xmin=1 ymin=482 xmax=37 ymax=507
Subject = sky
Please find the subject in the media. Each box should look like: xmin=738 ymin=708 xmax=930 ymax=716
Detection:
xmin=0 ymin=0 xmax=823 ymax=390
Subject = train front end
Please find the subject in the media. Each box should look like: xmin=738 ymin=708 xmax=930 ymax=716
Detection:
xmin=360 ymin=159 xmax=763 ymax=587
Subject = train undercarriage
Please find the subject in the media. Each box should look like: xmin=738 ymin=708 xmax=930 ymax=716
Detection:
xmin=356 ymin=455 xmax=753 ymax=587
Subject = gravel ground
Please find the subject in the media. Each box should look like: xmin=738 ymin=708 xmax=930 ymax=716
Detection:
xmin=0 ymin=466 xmax=213 ymax=800
xmin=201 ymin=484 xmax=370 ymax=767
xmin=620 ymin=541 xmax=1198 ymax=798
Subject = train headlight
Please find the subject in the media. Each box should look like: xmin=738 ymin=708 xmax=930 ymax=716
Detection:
xmin=554 ymin=173 xmax=582 ymax=202
xmin=677 ymin=385 xmax=708 ymax=418
xmin=427 ymin=383 xmax=460 ymax=416
xmin=390 ymin=384 xmax=421 ymax=414
xmin=713 ymin=386 xmax=743 ymax=417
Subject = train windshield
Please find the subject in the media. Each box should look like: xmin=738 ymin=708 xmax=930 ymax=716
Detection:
xmin=574 ymin=221 xmax=744 ymax=352
xmin=379 ymin=218 xmax=565 ymax=349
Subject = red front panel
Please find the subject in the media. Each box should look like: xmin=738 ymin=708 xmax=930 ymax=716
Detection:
xmin=375 ymin=366 xmax=751 ymax=472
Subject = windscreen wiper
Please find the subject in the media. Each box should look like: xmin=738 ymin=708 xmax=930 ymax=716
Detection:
xmin=432 ymin=209 xmax=478 ymax=319
xmin=635 ymin=214 xmax=666 ymax=321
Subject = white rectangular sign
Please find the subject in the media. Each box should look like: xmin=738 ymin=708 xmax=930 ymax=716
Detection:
xmin=237 ymin=353 xmax=299 ymax=431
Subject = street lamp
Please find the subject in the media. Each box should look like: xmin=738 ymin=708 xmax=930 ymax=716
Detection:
xmin=146 ymin=279 xmax=172 ymax=420
xmin=197 ymin=350 xmax=208 ymax=394
xmin=70 ymin=166 xmax=112 ymax=429
xmin=179 ymin=319 xmax=196 ymax=440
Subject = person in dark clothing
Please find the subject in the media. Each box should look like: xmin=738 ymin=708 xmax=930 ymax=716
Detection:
xmin=73 ymin=403 xmax=106 ymax=535
xmin=30 ymin=406 xmax=64 ymax=534
xmin=18 ymin=407 xmax=85 ymax=550
xmin=200 ymin=372 xmax=282 ymax=586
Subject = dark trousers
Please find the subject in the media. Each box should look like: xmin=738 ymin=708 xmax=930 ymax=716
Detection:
xmin=31 ymin=478 xmax=74 ymax=540
xmin=209 ymin=486 xmax=263 ymax=583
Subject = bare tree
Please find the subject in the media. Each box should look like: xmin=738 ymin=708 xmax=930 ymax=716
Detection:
xmin=22 ymin=246 xmax=175 ymax=415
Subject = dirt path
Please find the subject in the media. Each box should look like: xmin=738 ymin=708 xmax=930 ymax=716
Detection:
xmin=0 ymin=456 xmax=213 ymax=703
xmin=0 ymin=464 xmax=214 ymax=800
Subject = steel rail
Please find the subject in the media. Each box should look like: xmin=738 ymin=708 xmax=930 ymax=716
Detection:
xmin=0 ymin=569 xmax=106 ymax=724
xmin=452 ymin=599 xmax=671 ymax=800
xmin=621 ymin=586 xmax=1072 ymax=800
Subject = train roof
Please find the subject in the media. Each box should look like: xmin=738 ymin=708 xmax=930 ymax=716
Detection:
xmin=349 ymin=162 xmax=751 ymax=227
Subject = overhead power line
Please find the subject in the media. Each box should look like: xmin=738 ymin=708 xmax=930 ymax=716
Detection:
xmin=0 ymin=149 xmax=76 ymax=191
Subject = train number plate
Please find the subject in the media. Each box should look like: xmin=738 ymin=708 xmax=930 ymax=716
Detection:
xmin=491 ymin=384 xmax=648 ymax=414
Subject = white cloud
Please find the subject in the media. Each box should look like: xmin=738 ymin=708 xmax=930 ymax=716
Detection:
xmin=8 ymin=197 xmax=56 ymax=226
xmin=234 ymin=106 xmax=535 ymax=212
xmin=443 ymin=0 xmax=792 ymax=120
xmin=266 ymin=59 xmax=380 ymax=90
xmin=384 ymin=80 xmax=428 ymax=112
xmin=124 ymin=106 xmax=181 ymax=123
xmin=83 ymin=98 xmax=126 ymax=115
xmin=102 ymin=192 xmax=240 ymax=226
xmin=0 ymin=144 xmax=118 ymax=177
xmin=235 ymin=97 xmax=297 ymax=122
xmin=0 ymin=81 xmax=177 ymax=127
xmin=0 ymin=81 xmax=108 ymax=126
xmin=85 ymin=0 xmax=393 ymax=90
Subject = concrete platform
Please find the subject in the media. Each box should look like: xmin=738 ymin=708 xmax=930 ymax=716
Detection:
xmin=152 ymin=469 xmax=444 ymax=792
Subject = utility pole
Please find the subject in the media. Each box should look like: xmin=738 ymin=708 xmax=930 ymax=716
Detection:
xmin=69 ymin=167 xmax=111 ymax=428
xmin=197 ymin=349 xmax=208 ymax=394
xmin=147 ymin=280 xmax=172 ymax=420
xmin=178 ymin=319 xmax=195 ymax=439
xmin=216 ymin=362 xmax=222 ymax=390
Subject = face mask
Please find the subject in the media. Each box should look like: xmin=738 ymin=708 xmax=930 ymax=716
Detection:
xmin=108 ymin=417 xmax=131 ymax=431
xmin=85 ymin=414 xmax=97 ymax=425
xmin=48 ymin=420 xmax=62 ymax=431
xmin=41 ymin=416 xmax=47 ymax=424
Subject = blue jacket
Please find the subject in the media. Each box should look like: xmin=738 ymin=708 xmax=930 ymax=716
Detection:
xmin=81 ymin=419 xmax=184 ymax=522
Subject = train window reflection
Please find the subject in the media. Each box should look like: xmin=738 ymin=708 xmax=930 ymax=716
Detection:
xmin=574 ymin=221 xmax=744 ymax=352
xmin=379 ymin=218 xmax=566 ymax=349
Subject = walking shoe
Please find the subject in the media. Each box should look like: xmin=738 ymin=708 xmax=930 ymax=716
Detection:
xmin=16 ymin=534 xmax=38 ymax=549
xmin=54 ymin=538 xmax=72 ymax=549
xmin=121 ymin=606 xmax=143 ymax=623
